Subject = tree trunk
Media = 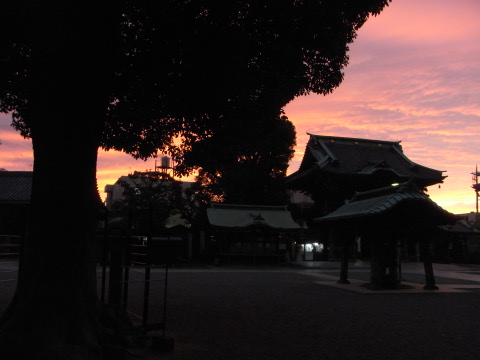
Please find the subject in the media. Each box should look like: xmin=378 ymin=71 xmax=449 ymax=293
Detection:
xmin=0 ymin=99 xmax=108 ymax=359
xmin=0 ymin=8 xmax=121 ymax=357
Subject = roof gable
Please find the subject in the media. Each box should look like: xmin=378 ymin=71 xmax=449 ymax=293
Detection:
xmin=207 ymin=203 xmax=300 ymax=230
xmin=291 ymin=134 xmax=445 ymax=187
xmin=316 ymin=182 xmax=454 ymax=225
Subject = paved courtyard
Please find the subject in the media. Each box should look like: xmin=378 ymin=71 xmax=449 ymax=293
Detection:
xmin=2 ymin=260 xmax=480 ymax=359
xmin=139 ymin=261 xmax=480 ymax=359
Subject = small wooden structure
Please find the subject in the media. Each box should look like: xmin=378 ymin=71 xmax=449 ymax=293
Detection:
xmin=436 ymin=220 xmax=480 ymax=263
xmin=316 ymin=182 xmax=456 ymax=290
xmin=207 ymin=203 xmax=301 ymax=264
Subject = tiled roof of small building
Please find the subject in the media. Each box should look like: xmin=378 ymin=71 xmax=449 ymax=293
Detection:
xmin=0 ymin=171 xmax=32 ymax=203
xmin=289 ymin=134 xmax=446 ymax=187
xmin=207 ymin=203 xmax=301 ymax=230
xmin=316 ymin=182 xmax=454 ymax=224
xmin=440 ymin=219 xmax=479 ymax=234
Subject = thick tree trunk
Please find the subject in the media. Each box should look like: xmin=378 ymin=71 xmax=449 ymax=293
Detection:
xmin=0 ymin=8 xmax=121 ymax=357
xmin=0 ymin=104 xmax=107 ymax=359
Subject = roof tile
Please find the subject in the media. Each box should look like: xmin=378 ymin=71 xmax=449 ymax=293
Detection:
xmin=0 ymin=171 xmax=32 ymax=203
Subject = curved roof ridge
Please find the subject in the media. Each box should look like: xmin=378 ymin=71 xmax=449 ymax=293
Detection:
xmin=210 ymin=202 xmax=288 ymax=212
xmin=307 ymin=133 xmax=401 ymax=146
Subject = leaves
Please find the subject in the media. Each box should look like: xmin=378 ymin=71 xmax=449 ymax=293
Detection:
xmin=1 ymin=0 xmax=391 ymax=166
xmin=186 ymin=113 xmax=296 ymax=204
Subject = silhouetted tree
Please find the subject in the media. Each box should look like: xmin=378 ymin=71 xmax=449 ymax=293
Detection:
xmin=0 ymin=1 xmax=391 ymax=358
xmin=187 ymin=114 xmax=296 ymax=205
xmin=109 ymin=172 xmax=178 ymax=229
xmin=109 ymin=171 xmax=194 ymax=233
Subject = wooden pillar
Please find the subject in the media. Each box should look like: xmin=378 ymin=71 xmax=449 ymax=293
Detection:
xmin=421 ymin=237 xmax=439 ymax=290
xmin=370 ymin=239 xmax=379 ymax=289
xmin=187 ymin=233 xmax=193 ymax=260
xmin=415 ymin=242 xmax=420 ymax=262
xmin=338 ymin=232 xmax=351 ymax=284
xmin=328 ymin=228 xmax=336 ymax=261
xmin=370 ymin=235 xmax=384 ymax=290
xmin=199 ymin=230 xmax=205 ymax=253
xmin=385 ymin=236 xmax=399 ymax=287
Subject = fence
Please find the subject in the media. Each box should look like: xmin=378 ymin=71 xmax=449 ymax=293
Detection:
xmin=0 ymin=235 xmax=20 ymax=283
xmin=0 ymin=235 xmax=21 ymax=310
xmin=100 ymin=233 xmax=174 ymax=340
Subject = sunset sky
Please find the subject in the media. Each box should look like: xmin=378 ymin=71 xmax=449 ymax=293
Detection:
xmin=1 ymin=0 xmax=479 ymax=214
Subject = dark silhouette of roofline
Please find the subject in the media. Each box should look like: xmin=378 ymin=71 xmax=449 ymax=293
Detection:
xmin=0 ymin=171 xmax=32 ymax=203
xmin=288 ymin=133 xmax=446 ymax=188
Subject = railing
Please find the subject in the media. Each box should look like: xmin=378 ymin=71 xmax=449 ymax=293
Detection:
xmin=0 ymin=235 xmax=21 ymax=284
xmin=122 ymin=236 xmax=169 ymax=334
xmin=101 ymin=234 xmax=172 ymax=338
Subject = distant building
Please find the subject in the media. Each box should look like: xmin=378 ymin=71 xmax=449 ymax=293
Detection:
xmin=436 ymin=218 xmax=480 ymax=264
xmin=104 ymin=171 xmax=193 ymax=210
xmin=457 ymin=212 xmax=480 ymax=225
xmin=206 ymin=203 xmax=301 ymax=264
xmin=0 ymin=171 xmax=31 ymax=236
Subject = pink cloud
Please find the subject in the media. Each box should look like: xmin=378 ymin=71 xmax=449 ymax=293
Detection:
xmin=360 ymin=0 xmax=480 ymax=45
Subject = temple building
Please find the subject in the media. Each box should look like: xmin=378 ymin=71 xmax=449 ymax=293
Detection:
xmin=286 ymin=134 xmax=450 ymax=265
xmin=287 ymin=134 xmax=446 ymax=216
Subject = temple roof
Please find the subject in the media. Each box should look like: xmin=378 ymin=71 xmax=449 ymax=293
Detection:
xmin=440 ymin=219 xmax=479 ymax=235
xmin=316 ymin=182 xmax=455 ymax=225
xmin=207 ymin=203 xmax=301 ymax=230
xmin=288 ymin=134 xmax=446 ymax=189
xmin=0 ymin=171 xmax=32 ymax=203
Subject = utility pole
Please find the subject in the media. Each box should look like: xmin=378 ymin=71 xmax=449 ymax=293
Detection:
xmin=472 ymin=165 xmax=480 ymax=214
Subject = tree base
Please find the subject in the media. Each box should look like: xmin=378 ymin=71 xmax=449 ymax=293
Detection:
xmin=0 ymin=297 xmax=136 ymax=360
xmin=151 ymin=335 xmax=175 ymax=353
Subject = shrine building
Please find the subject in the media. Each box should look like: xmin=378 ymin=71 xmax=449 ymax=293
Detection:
xmin=286 ymin=134 xmax=450 ymax=265
xmin=287 ymin=134 xmax=446 ymax=216
xmin=206 ymin=203 xmax=301 ymax=264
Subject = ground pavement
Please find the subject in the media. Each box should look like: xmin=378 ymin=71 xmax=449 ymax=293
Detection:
xmin=129 ymin=260 xmax=480 ymax=359
xmin=2 ymin=260 xmax=480 ymax=359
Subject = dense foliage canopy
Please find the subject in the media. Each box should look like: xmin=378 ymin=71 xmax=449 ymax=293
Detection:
xmin=1 ymin=0 xmax=390 ymax=170
xmin=188 ymin=114 xmax=296 ymax=204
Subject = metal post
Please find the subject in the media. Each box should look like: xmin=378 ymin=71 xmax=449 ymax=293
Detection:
xmin=142 ymin=203 xmax=153 ymax=329
xmin=122 ymin=239 xmax=131 ymax=309
xmin=163 ymin=234 xmax=170 ymax=337
xmin=101 ymin=209 xmax=108 ymax=303
xmin=108 ymin=235 xmax=123 ymax=305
